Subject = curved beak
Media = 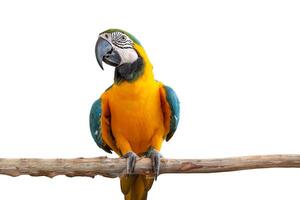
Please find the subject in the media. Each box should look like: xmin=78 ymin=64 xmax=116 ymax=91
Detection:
xmin=95 ymin=37 xmax=122 ymax=70
xmin=95 ymin=37 xmax=112 ymax=70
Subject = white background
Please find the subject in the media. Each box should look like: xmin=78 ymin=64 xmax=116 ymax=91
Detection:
xmin=0 ymin=0 xmax=300 ymax=199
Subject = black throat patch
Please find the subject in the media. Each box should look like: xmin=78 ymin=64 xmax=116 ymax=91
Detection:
xmin=114 ymin=56 xmax=144 ymax=84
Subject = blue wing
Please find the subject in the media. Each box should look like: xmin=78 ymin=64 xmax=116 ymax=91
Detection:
xmin=89 ymin=99 xmax=112 ymax=153
xmin=164 ymin=85 xmax=180 ymax=141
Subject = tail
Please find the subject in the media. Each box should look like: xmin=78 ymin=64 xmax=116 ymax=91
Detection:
xmin=120 ymin=175 xmax=154 ymax=200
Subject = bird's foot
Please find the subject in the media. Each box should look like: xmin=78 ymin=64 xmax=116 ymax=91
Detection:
xmin=145 ymin=148 xmax=162 ymax=180
xmin=122 ymin=151 xmax=138 ymax=174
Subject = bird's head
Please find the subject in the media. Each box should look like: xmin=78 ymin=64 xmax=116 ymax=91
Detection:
xmin=95 ymin=29 xmax=151 ymax=83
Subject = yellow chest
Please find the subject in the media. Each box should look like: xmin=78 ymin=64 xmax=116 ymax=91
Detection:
xmin=106 ymin=80 xmax=165 ymax=153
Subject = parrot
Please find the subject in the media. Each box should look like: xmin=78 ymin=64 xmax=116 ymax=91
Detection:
xmin=89 ymin=28 xmax=180 ymax=200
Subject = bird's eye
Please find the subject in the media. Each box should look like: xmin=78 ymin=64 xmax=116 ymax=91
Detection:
xmin=105 ymin=34 xmax=108 ymax=39
xmin=121 ymin=35 xmax=126 ymax=40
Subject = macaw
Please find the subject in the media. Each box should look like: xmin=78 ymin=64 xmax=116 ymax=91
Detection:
xmin=89 ymin=29 xmax=180 ymax=200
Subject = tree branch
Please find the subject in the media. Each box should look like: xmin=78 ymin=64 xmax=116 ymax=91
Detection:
xmin=0 ymin=154 xmax=300 ymax=178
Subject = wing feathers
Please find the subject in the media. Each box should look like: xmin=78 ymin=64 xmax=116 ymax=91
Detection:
xmin=160 ymin=85 xmax=180 ymax=141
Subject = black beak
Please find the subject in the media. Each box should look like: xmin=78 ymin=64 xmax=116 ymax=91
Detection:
xmin=95 ymin=37 xmax=111 ymax=70
xmin=95 ymin=37 xmax=122 ymax=70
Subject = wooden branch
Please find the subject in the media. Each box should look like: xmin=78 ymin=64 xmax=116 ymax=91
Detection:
xmin=0 ymin=154 xmax=300 ymax=178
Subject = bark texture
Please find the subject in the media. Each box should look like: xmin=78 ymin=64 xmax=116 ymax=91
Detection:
xmin=0 ymin=155 xmax=300 ymax=178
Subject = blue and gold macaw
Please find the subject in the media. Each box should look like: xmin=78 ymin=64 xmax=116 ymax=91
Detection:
xmin=89 ymin=29 xmax=180 ymax=200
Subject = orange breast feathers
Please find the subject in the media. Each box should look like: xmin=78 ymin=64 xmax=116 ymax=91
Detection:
xmin=101 ymin=80 xmax=166 ymax=156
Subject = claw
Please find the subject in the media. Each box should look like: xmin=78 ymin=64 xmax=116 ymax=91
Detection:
xmin=123 ymin=151 xmax=138 ymax=174
xmin=146 ymin=148 xmax=162 ymax=180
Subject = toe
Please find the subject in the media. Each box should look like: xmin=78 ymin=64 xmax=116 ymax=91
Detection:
xmin=152 ymin=153 xmax=162 ymax=180
xmin=147 ymin=149 xmax=162 ymax=180
xmin=128 ymin=154 xmax=136 ymax=174
xmin=123 ymin=152 xmax=138 ymax=174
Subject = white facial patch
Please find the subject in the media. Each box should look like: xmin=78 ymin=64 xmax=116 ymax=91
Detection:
xmin=115 ymin=47 xmax=138 ymax=65
xmin=99 ymin=32 xmax=138 ymax=66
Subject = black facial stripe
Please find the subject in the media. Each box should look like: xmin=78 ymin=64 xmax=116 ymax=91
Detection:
xmin=116 ymin=40 xmax=131 ymax=43
xmin=115 ymin=41 xmax=131 ymax=45
xmin=112 ymin=31 xmax=133 ymax=48
xmin=114 ymin=42 xmax=132 ymax=48
xmin=114 ymin=43 xmax=133 ymax=49
xmin=115 ymin=43 xmax=132 ymax=47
